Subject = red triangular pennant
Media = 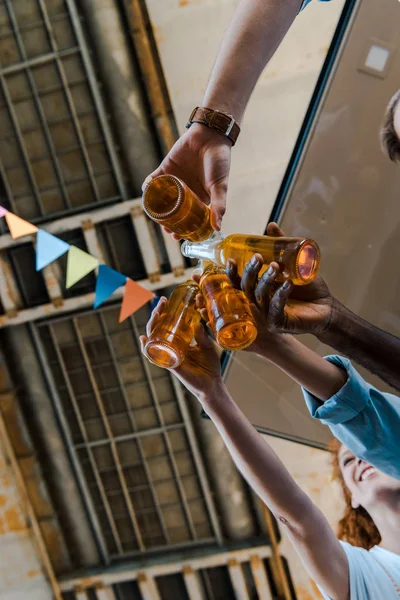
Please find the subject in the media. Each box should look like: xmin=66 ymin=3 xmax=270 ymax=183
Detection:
xmin=119 ymin=279 xmax=154 ymax=323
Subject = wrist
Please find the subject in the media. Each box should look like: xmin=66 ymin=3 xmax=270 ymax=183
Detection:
xmin=195 ymin=376 xmax=228 ymax=410
xmin=186 ymin=122 xmax=233 ymax=147
xmin=255 ymin=333 xmax=294 ymax=361
xmin=317 ymin=299 xmax=351 ymax=344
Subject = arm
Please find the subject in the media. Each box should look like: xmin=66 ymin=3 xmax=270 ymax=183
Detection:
xmin=140 ymin=301 xmax=349 ymax=600
xmin=318 ymin=304 xmax=400 ymax=393
xmin=202 ymin=0 xmax=303 ymax=122
xmin=140 ymin=298 xmax=349 ymax=600
xmin=224 ymin=251 xmax=400 ymax=480
xmin=258 ymin=333 xmax=348 ymax=401
xmin=199 ymin=380 xmax=349 ymax=600
xmin=264 ymin=223 xmax=400 ymax=392
xmin=258 ymin=336 xmax=400 ymax=480
xmin=144 ymin=0 xmax=303 ymax=231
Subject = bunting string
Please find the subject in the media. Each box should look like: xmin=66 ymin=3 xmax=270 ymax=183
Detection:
xmin=0 ymin=206 xmax=154 ymax=323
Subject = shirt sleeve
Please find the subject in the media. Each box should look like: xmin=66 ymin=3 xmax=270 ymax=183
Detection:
xmin=302 ymin=355 xmax=400 ymax=480
xmin=299 ymin=0 xmax=332 ymax=11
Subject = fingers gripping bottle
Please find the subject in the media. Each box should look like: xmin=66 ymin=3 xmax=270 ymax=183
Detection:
xmin=144 ymin=281 xmax=201 ymax=368
xmin=199 ymin=262 xmax=257 ymax=351
xmin=142 ymin=174 xmax=214 ymax=242
xmin=182 ymin=233 xmax=321 ymax=286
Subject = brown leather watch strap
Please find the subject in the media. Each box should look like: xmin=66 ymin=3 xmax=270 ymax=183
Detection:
xmin=186 ymin=106 xmax=240 ymax=145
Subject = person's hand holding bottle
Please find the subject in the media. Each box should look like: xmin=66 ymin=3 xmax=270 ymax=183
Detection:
xmin=142 ymin=125 xmax=231 ymax=239
xmin=139 ymin=297 xmax=223 ymax=404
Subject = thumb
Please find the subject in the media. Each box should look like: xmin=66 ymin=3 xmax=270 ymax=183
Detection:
xmin=194 ymin=323 xmax=214 ymax=349
xmin=210 ymin=181 xmax=227 ymax=231
xmin=267 ymin=222 xmax=285 ymax=237
xmin=141 ymin=165 xmax=164 ymax=193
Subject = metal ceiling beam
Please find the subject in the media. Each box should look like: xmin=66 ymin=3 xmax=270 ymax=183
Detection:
xmin=0 ymin=267 xmax=194 ymax=328
xmin=60 ymin=544 xmax=273 ymax=591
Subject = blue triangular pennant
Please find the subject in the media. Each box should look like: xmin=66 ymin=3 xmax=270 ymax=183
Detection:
xmin=94 ymin=264 xmax=127 ymax=309
xmin=36 ymin=229 xmax=70 ymax=271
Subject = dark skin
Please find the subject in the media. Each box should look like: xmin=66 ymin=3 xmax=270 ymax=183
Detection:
xmin=222 ymin=222 xmax=400 ymax=393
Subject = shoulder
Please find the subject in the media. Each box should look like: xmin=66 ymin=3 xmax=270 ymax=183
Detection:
xmin=338 ymin=543 xmax=400 ymax=599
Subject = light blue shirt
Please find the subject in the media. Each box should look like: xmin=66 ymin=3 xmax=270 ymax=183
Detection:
xmin=302 ymin=356 xmax=400 ymax=480
xmin=300 ymin=0 xmax=332 ymax=10
xmin=320 ymin=543 xmax=400 ymax=600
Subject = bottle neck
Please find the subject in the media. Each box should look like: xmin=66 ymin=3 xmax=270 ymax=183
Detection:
xmin=181 ymin=235 xmax=223 ymax=264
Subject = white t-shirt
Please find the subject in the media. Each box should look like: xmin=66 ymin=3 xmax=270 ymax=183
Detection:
xmin=319 ymin=542 xmax=400 ymax=599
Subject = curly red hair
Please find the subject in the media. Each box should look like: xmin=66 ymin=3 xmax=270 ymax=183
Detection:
xmin=330 ymin=438 xmax=381 ymax=550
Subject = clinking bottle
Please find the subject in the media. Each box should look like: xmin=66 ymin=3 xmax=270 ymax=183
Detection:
xmin=182 ymin=233 xmax=321 ymax=286
xmin=142 ymin=174 xmax=214 ymax=242
xmin=199 ymin=262 xmax=257 ymax=351
xmin=144 ymin=280 xmax=201 ymax=369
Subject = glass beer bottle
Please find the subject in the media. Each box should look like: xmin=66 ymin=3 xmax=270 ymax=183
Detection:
xmin=199 ymin=262 xmax=257 ymax=351
xmin=142 ymin=174 xmax=214 ymax=242
xmin=182 ymin=233 xmax=321 ymax=286
xmin=144 ymin=280 xmax=200 ymax=369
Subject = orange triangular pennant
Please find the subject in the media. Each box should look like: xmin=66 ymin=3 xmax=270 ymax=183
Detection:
xmin=119 ymin=279 xmax=154 ymax=323
xmin=5 ymin=212 xmax=38 ymax=239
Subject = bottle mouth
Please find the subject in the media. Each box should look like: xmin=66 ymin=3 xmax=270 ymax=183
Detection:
xmin=142 ymin=175 xmax=184 ymax=220
xmin=216 ymin=321 xmax=258 ymax=351
xmin=296 ymin=241 xmax=321 ymax=283
xmin=144 ymin=340 xmax=183 ymax=369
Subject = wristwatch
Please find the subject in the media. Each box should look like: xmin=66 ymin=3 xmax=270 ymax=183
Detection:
xmin=186 ymin=106 xmax=240 ymax=146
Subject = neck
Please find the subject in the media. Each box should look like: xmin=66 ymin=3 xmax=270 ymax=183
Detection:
xmin=370 ymin=492 xmax=400 ymax=554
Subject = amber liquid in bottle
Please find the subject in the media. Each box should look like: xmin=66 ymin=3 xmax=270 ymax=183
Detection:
xmin=199 ymin=263 xmax=257 ymax=351
xmin=144 ymin=280 xmax=201 ymax=368
xmin=142 ymin=174 xmax=214 ymax=242
xmin=182 ymin=234 xmax=321 ymax=285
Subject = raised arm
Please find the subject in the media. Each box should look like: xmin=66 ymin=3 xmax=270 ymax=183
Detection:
xmin=144 ymin=0 xmax=303 ymax=232
xmin=140 ymin=301 xmax=349 ymax=600
xmin=262 ymin=223 xmax=400 ymax=393
xmin=202 ymin=381 xmax=349 ymax=600
xmin=224 ymin=251 xmax=400 ymax=480
xmin=202 ymin=0 xmax=303 ymax=122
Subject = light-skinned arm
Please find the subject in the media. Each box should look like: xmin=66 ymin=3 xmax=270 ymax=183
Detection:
xmin=140 ymin=301 xmax=349 ymax=600
xmin=143 ymin=0 xmax=304 ymax=232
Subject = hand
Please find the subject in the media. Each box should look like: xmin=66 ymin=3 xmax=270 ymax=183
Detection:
xmin=193 ymin=262 xmax=281 ymax=356
xmin=139 ymin=297 xmax=223 ymax=402
xmin=228 ymin=222 xmax=334 ymax=337
xmin=142 ymin=124 xmax=232 ymax=238
xmin=223 ymin=256 xmax=283 ymax=355
xmin=262 ymin=223 xmax=335 ymax=336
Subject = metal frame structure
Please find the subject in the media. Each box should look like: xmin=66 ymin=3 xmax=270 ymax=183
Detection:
xmin=60 ymin=543 xmax=275 ymax=600
xmin=0 ymin=0 xmax=127 ymax=223
xmin=32 ymin=301 xmax=223 ymax=563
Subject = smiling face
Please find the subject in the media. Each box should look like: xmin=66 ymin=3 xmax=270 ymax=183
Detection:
xmin=338 ymin=446 xmax=400 ymax=510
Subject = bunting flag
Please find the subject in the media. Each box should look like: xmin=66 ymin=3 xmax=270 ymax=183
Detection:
xmin=5 ymin=212 xmax=38 ymax=239
xmin=1 ymin=208 xmax=158 ymax=323
xmin=66 ymin=246 xmax=98 ymax=289
xmin=36 ymin=229 xmax=70 ymax=271
xmin=119 ymin=278 xmax=154 ymax=323
xmin=94 ymin=265 xmax=127 ymax=309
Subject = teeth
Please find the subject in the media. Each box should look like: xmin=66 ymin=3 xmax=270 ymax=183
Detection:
xmin=361 ymin=467 xmax=375 ymax=481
